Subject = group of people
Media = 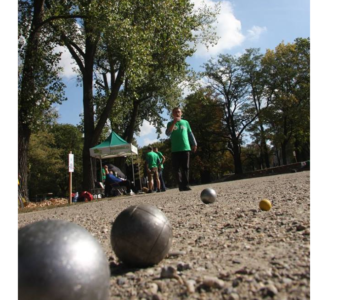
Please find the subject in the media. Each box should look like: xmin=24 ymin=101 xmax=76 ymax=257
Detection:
xmin=102 ymin=106 xmax=197 ymax=196
xmin=145 ymin=146 xmax=166 ymax=193
xmin=145 ymin=107 xmax=197 ymax=193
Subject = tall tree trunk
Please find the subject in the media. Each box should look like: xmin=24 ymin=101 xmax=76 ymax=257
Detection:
xmin=258 ymin=123 xmax=270 ymax=169
xmin=233 ymin=142 xmax=243 ymax=174
xmin=81 ymin=30 xmax=96 ymax=191
xmin=81 ymin=71 xmax=95 ymax=190
xmin=281 ymin=116 xmax=289 ymax=165
xmin=18 ymin=123 xmax=31 ymax=198
xmin=123 ymin=101 xmax=140 ymax=143
xmin=18 ymin=0 xmax=45 ymax=199
xmin=281 ymin=142 xmax=288 ymax=165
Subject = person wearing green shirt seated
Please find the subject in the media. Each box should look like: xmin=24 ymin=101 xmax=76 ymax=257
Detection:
xmin=166 ymin=107 xmax=197 ymax=191
xmin=146 ymin=146 xmax=161 ymax=193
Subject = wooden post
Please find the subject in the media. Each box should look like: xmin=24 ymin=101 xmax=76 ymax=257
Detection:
xmin=293 ymin=151 xmax=297 ymax=163
xmin=68 ymin=151 xmax=74 ymax=205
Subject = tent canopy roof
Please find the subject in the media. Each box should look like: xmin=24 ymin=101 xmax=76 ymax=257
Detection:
xmin=92 ymin=132 xmax=128 ymax=149
xmin=90 ymin=132 xmax=138 ymax=158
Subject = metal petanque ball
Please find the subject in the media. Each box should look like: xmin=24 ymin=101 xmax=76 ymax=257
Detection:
xmin=111 ymin=204 xmax=172 ymax=268
xmin=200 ymin=188 xmax=217 ymax=204
xmin=18 ymin=220 xmax=110 ymax=300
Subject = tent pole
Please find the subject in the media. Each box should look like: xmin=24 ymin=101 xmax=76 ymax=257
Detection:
xmin=99 ymin=158 xmax=103 ymax=182
xmin=137 ymin=156 xmax=142 ymax=191
xmin=90 ymin=157 xmax=94 ymax=189
xmin=131 ymin=156 xmax=135 ymax=184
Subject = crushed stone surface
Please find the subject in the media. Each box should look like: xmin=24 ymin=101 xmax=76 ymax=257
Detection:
xmin=18 ymin=171 xmax=310 ymax=300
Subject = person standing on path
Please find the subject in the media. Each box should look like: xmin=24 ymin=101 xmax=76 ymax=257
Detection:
xmin=146 ymin=146 xmax=161 ymax=193
xmin=154 ymin=147 xmax=167 ymax=192
xmin=166 ymin=107 xmax=197 ymax=191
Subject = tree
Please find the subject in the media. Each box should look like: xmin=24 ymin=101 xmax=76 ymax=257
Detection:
xmin=201 ymin=54 xmax=258 ymax=174
xmin=182 ymin=88 xmax=231 ymax=183
xmin=49 ymin=124 xmax=84 ymax=194
xmin=237 ymin=48 xmax=273 ymax=169
xmin=262 ymin=38 xmax=310 ymax=164
xmin=28 ymin=124 xmax=84 ymax=199
xmin=51 ymin=0 xmax=219 ymax=190
xmin=28 ymin=130 xmax=63 ymax=199
xmin=18 ymin=0 xmax=68 ymax=198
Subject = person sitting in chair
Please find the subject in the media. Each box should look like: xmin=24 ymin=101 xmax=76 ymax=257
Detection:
xmin=104 ymin=165 xmax=136 ymax=196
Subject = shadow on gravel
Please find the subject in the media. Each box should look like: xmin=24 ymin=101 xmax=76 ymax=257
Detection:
xmin=109 ymin=261 xmax=142 ymax=276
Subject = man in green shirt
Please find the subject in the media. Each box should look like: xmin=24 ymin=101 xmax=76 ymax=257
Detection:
xmin=146 ymin=146 xmax=161 ymax=193
xmin=154 ymin=147 xmax=166 ymax=192
xmin=166 ymin=107 xmax=197 ymax=191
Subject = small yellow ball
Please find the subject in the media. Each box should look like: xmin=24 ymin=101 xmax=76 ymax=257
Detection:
xmin=259 ymin=199 xmax=272 ymax=211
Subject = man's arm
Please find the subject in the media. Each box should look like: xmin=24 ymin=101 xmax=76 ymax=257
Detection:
xmin=165 ymin=117 xmax=181 ymax=136
xmin=188 ymin=131 xmax=197 ymax=153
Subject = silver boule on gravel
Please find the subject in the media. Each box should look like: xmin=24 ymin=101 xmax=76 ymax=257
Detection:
xmin=200 ymin=188 xmax=217 ymax=204
xmin=111 ymin=204 xmax=172 ymax=268
xmin=18 ymin=220 xmax=110 ymax=300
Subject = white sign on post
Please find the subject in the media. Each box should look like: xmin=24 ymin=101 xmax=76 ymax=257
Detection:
xmin=68 ymin=153 xmax=74 ymax=172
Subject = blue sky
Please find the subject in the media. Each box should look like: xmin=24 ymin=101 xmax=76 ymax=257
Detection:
xmin=55 ymin=0 xmax=310 ymax=147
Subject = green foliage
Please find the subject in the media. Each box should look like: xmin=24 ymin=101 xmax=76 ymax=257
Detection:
xmin=197 ymin=38 xmax=310 ymax=170
xmin=200 ymin=54 xmax=258 ymax=173
xmin=182 ymin=88 xmax=233 ymax=182
xmin=18 ymin=0 xmax=67 ymax=132
xmin=262 ymin=38 xmax=310 ymax=163
xmin=28 ymin=124 xmax=84 ymax=199
xmin=91 ymin=0 xmax=219 ymax=139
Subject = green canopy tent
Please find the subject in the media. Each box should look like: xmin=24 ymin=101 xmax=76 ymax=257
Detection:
xmin=89 ymin=132 xmax=139 ymax=186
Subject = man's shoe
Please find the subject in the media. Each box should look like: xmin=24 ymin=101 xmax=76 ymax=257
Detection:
xmin=147 ymin=190 xmax=154 ymax=194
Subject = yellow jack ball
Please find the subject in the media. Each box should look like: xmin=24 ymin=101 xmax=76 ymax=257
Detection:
xmin=259 ymin=199 xmax=272 ymax=211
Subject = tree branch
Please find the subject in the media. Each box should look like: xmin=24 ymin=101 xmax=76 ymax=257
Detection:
xmin=33 ymin=14 xmax=89 ymax=34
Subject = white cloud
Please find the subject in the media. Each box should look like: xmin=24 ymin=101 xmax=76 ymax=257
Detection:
xmin=139 ymin=120 xmax=154 ymax=137
xmin=179 ymin=81 xmax=194 ymax=98
xmin=247 ymin=26 xmax=267 ymax=40
xmin=55 ymin=45 xmax=78 ymax=79
xmin=137 ymin=121 xmax=168 ymax=147
xmin=193 ymin=0 xmax=245 ymax=57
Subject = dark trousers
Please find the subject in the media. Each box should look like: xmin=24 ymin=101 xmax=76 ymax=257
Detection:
xmin=159 ymin=168 xmax=167 ymax=191
xmin=171 ymin=151 xmax=190 ymax=189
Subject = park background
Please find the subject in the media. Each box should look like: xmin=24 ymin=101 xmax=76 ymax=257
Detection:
xmin=1 ymin=0 xmax=350 ymax=299
xmin=18 ymin=0 xmax=311 ymax=201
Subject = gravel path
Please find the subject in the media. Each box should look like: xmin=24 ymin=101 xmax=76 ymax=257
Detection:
xmin=18 ymin=171 xmax=310 ymax=300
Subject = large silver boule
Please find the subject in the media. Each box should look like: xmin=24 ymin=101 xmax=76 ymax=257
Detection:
xmin=18 ymin=220 xmax=110 ymax=300
xmin=111 ymin=204 xmax=172 ymax=268
xmin=200 ymin=188 xmax=217 ymax=204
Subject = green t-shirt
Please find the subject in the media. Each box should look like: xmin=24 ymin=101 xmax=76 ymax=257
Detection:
xmin=167 ymin=119 xmax=192 ymax=152
xmin=156 ymin=151 xmax=164 ymax=169
xmin=146 ymin=151 xmax=160 ymax=168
